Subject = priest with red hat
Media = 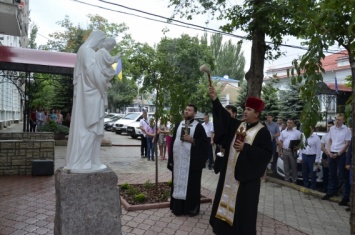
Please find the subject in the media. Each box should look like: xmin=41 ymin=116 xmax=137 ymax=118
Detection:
xmin=208 ymin=86 xmax=272 ymax=235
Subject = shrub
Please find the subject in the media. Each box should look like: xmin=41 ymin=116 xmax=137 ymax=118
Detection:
xmin=161 ymin=189 xmax=170 ymax=201
xmin=127 ymin=186 xmax=138 ymax=195
xmin=37 ymin=120 xmax=69 ymax=134
xmin=143 ymin=180 xmax=153 ymax=189
xmin=167 ymin=180 xmax=172 ymax=187
xmin=121 ymin=182 xmax=130 ymax=190
xmin=135 ymin=193 xmax=146 ymax=203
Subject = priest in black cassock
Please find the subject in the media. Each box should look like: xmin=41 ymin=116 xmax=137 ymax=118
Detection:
xmin=167 ymin=104 xmax=208 ymax=216
xmin=208 ymin=86 xmax=272 ymax=235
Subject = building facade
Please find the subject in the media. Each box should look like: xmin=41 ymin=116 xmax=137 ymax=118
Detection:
xmin=264 ymin=50 xmax=352 ymax=121
xmin=0 ymin=0 xmax=29 ymax=128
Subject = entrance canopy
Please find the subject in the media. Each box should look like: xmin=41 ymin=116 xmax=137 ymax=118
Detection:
xmin=0 ymin=46 xmax=76 ymax=75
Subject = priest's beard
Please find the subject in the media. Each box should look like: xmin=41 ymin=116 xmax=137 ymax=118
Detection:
xmin=184 ymin=115 xmax=195 ymax=121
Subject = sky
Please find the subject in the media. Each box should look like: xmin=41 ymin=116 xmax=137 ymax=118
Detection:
xmin=28 ymin=0 xmax=324 ymax=73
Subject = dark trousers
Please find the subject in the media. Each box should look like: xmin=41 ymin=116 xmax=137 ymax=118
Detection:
xmin=141 ymin=135 xmax=147 ymax=157
xmin=302 ymin=154 xmax=316 ymax=189
xmin=271 ymin=139 xmax=278 ymax=173
xmin=207 ymin=137 xmax=214 ymax=168
xmin=322 ymin=153 xmax=329 ymax=192
xmin=327 ymin=153 xmax=350 ymax=200
xmin=29 ymin=121 xmax=36 ymax=132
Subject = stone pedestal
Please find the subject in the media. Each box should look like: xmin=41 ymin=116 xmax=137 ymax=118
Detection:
xmin=54 ymin=167 xmax=122 ymax=235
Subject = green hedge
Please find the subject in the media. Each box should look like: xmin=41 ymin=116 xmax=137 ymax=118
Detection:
xmin=37 ymin=120 xmax=70 ymax=135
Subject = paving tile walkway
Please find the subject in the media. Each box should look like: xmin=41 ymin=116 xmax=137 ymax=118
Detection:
xmin=0 ymin=123 xmax=351 ymax=234
xmin=0 ymin=174 xmax=307 ymax=235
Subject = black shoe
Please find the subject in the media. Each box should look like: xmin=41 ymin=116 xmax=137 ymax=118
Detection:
xmin=147 ymin=158 xmax=150 ymax=161
xmin=208 ymin=166 xmax=212 ymax=170
xmin=322 ymin=194 xmax=333 ymax=200
xmin=345 ymin=207 xmax=351 ymax=212
xmin=338 ymin=199 xmax=349 ymax=206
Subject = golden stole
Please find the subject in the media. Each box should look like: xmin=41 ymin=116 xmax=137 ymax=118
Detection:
xmin=215 ymin=122 xmax=264 ymax=226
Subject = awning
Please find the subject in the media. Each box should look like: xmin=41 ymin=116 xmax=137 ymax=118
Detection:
xmin=0 ymin=46 xmax=76 ymax=75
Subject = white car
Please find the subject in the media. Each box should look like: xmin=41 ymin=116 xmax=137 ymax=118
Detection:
xmin=276 ymin=132 xmax=326 ymax=183
xmin=126 ymin=113 xmax=154 ymax=139
xmin=104 ymin=113 xmax=123 ymax=123
xmin=114 ymin=112 xmax=153 ymax=135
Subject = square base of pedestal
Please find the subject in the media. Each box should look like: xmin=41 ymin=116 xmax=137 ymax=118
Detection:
xmin=54 ymin=167 xmax=122 ymax=235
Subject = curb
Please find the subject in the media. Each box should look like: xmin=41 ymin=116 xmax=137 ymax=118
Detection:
xmin=120 ymin=195 xmax=212 ymax=211
xmin=112 ymin=144 xmax=140 ymax=147
xmin=266 ymin=175 xmax=343 ymax=204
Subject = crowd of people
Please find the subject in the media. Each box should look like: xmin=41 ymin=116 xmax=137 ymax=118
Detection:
xmin=139 ymin=111 xmax=172 ymax=161
xmin=161 ymin=84 xmax=352 ymax=235
xmin=266 ymin=113 xmax=353 ymax=207
xmin=28 ymin=106 xmax=71 ymax=132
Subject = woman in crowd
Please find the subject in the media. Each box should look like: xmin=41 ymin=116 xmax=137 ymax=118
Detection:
xmin=158 ymin=118 xmax=168 ymax=160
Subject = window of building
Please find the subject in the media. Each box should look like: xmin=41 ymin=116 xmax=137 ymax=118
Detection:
xmin=337 ymin=57 xmax=350 ymax=67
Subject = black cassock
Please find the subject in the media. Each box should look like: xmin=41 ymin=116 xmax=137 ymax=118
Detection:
xmin=210 ymin=98 xmax=272 ymax=235
xmin=167 ymin=119 xmax=208 ymax=216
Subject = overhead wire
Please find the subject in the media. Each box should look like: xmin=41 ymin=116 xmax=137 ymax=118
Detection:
xmin=70 ymin=0 xmax=347 ymax=58
xmin=94 ymin=0 xmax=343 ymax=54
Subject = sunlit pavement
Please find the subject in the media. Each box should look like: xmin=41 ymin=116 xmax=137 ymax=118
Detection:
xmin=0 ymin=123 xmax=350 ymax=234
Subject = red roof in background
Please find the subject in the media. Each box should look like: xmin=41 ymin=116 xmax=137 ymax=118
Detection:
xmin=327 ymin=83 xmax=352 ymax=92
xmin=0 ymin=46 xmax=76 ymax=75
xmin=321 ymin=50 xmax=349 ymax=71
xmin=265 ymin=50 xmax=351 ymax=81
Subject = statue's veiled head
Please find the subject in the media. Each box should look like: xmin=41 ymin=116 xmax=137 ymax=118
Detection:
xmin=86 ymin=30 xmax=106 ymax=50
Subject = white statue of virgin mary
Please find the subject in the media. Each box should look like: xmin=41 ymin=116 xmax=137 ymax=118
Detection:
xmin=64 ymin=30 xmax=110 ymax=173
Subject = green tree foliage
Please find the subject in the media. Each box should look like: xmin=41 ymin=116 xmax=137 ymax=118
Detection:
xmin=144 ymin=34 xmax=214 ymax=123
xmin=28 ymin=22 xmax=38 ymax=49
xmin=107 ymin=78 xmax=137 ymax=113
xmin=189 ymin=78 xmax=216 ymax=114
xmin=344 ymin=75 xmax=352 ymax=88
xmin=129 ymin=34 xmax=214 ymax=186
xmin=29 ymin=74 xmax=72 ymax=113
xmin=207 ymin=33 xmax=245 ymax=80
xmin=30 ymin=15 xmax=137 ymax=113
xmin=277 ymin=85 xmax=304 ymax=125
xmin=46 ymin=15 xmax=128 ymax=53
xmin=289 ymin=0 xmax=355 ymax=139
xmin=287 ymin=1 xmax=355 ymax=222
xmin=261 ymin=79 xmax=280 ymax=120
xmin=168 ymin=0 xmax=297 ymax=97
xmin=235 ymin=81 xmax=247 ymax=119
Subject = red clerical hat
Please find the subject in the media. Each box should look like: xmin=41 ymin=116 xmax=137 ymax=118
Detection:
xmin=245 ymin=97 xmax=265 ymax=112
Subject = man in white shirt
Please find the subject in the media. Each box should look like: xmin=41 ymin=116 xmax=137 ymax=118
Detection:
xmin=320 ymin=120 xmax=334 ymax=192
xmin=300 ymin=126 xmax=321 ymax=189
xmin=277 ymin=118 xmax=283 ymax=132
xmin=202 ymin=114 xmax=214 ymax=170
xmin=278 ymin=119 xmax=301 ymax=183
xmin=139 ymin=111 xmax=149 ymax=158
xmin=322 ymin=113 xmax=351 ymax=206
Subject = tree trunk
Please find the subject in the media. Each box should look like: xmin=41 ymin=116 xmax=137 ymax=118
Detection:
xmin=244 ymin=0 xmax=267 ymax=98
xmin=155 ymin=81 xmax=160 ymax=188
xmin=350 ymin=50 xmax=355 ymax=234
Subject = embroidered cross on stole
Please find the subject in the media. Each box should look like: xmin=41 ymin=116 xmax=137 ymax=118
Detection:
xmin=215 ymin=122 xmax=264 ymax=226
